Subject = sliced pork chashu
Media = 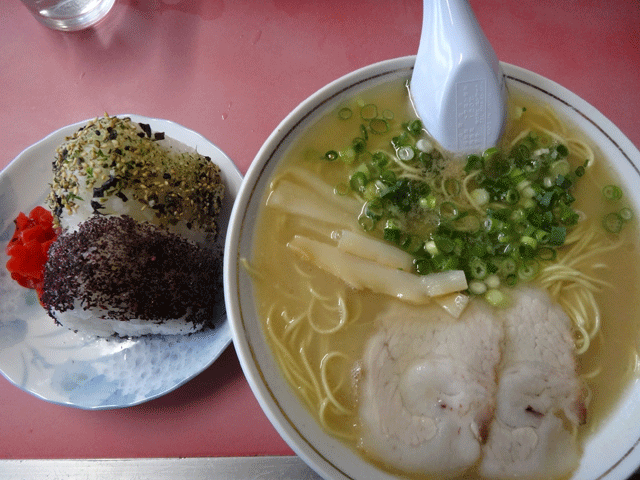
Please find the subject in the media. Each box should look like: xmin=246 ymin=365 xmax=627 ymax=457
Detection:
xmin=358 ymin=300 xmax=503 ymax=476
xmin=481 ymin=288 xmax=586 ymax=479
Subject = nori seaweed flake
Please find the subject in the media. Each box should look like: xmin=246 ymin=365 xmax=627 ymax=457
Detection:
xmin=139 ymin=123 xmax=152 ymax=138
xmin=91 ymin=200 xmax=106 ymax=214
xmin=93 ymin=175 xmax=120 ymax=198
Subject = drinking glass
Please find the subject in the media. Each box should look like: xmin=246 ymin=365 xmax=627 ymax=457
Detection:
xmin=19 ymin=0 xmax=116 ymax=31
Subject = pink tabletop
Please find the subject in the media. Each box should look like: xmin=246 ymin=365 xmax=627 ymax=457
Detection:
xmin=1 ymin=0 xmax=639 ymax=461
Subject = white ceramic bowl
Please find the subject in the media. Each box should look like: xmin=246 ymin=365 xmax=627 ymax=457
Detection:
xmin=224 ymin=56 xmax=640 ymax=480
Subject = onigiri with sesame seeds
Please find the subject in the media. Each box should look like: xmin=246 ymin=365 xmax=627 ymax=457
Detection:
xmin=47 ymin=115 xmax=224 ymax=244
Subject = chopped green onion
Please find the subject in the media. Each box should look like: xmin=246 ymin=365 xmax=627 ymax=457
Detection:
xmin=508 ymin=166 xmax=525 ymax=181
xmin=391 ymin=132 xmax=411 ymax=149
xmin=433 ymin=235 xmax=455 ymax=254
xmin=499 ymin=258 xmax=517 ymax=276
xmin=558 ymin=202 xmax=579 ymax=226
xmin=538 ymin=190 xmax=554 ymax=209
xmin=497 ymin=232 xmax=512 ymax=244
xmin=465 ymin=154 xmax=483 ymax=172
xmin=485 ymin=274 xmax=500 ymax=289
xmin=360 ymin=104 xmax=378 ymax=120
xmin=360 ymin=124 xmax=369 ymax=141
xmin=432 ymin=254 xmax=458 ymax=271
xmin=338 ymin=107 xmax=352 ymax=120
xmin=416 ymin=139 xmax=433 ymax=153
xmin=484 ymin=217 xmax=504 ymax=233
xmin=619 ymin=207 xmax=633 ymax=222
xmin=520 ymin=235 xmax=537 ymax=250
xmin=424 ymin=240 xmax=439 ymax=256
xmin=370 ymin=150 xmax=385 ymax=163
xmin=468 ymin=280 xmax=487 ymax=295
xmin=380 ymin=169 xmax=396 ymax=184
xmin=369 ymin=118 xmax=389 ymax=135
xmin=602 ymin=184 xmax=623 ymax=201
xmin=385 ymin=219 xmax=401 ymax=230
xmin=520 ymin=184 xmax=537 ymax=199
xmin=485 ymin=288 xmax=508 ymax=307
xmin=358 ymin=214 xmax=375 ymax=231
xmin=415 ymin=258 xmax=432 ymax=275
xmin=352 ymin=137 xmax=366 ymax=153
xmin=550 ymin=159 xmax=571 ymax=177
xmin=511 ymin=208 xmax=526 ymax=223
xmin=334 ymin=182 xmax=349 ymax=196
xmin=482 ymin=147 xmax=499 ymax=160
xmin=408 ymin=119 xmax=423 ymax=135
xmin=518 ymin=259 xmax=540 ymax=281
xmin=383 ymin=222 xmax=402 ymax=243
xmin=502 ymin=188 xmax=520 ymax=205
xmin=555 ymin=144 xmax=569 ymax=157
xmin=469 ymin=257 xmax=488 ymax=279
xmin=419 ymin=194 xmax=437 ymax=210
xmin=339 ymin=147 xmax=356 ymax=163
xmin=402 ymin=234 xmax=422 ymax=253
xmin=320 ymin=104 xmax=587 ymax=305
xmin=534 ymin=228 xmax=549 ymax=243
xmin=349 ymin=171 xmax=367 ymax=192
xmin=513 ymin=143 xmax=530 ymax=162
xmin=363 ymin=182 xmax=380 ymax=201
xmin=324 ymin=150 xmax=338 ymax=161
xmin=555 ymin=174 xmax=572 ymax=190
xmin=452 ymin=213 xmax=481 ymax=232
xmin=602 ymin=212 xmax=623 ymax=233
xmin=397 ymin=146 xmax=415 ymax=161
xmin=438 ymin=202 xmax=458 ymax=221
xmin=547 ymin=226 xmax=567 ymax=246
xmin=470 ymin=188 xmax=490 ymax=206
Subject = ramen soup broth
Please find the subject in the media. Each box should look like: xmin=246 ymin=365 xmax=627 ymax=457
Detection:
xmin=248 ymin=76 xmax=640 ymax=479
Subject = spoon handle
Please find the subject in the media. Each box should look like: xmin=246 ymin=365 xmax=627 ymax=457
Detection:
xmin=410 ymin=0 xmax=506 ymax=154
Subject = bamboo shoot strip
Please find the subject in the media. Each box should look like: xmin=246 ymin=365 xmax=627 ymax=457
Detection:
xmin=421 ymin=270 xmax=468 ymax=297
xmin=337 ymin=229 xmax=414 ymax=271
xmin=266 ymin=180 xmax=358 ymax=228
xmin=432 ymin=292 xmax=470 ymax=319
xmin=284 ymin=167 xmax=363 ymax=213
xmin=287 ymin=235 xmax=468 ymax=310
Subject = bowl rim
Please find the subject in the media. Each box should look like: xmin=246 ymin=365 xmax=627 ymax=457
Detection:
xmin=224 ymin=55 xmax=640 ymax=480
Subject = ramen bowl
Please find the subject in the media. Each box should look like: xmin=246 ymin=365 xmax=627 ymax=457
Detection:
xmin=224 ymin=56 xmax=640 ymax=480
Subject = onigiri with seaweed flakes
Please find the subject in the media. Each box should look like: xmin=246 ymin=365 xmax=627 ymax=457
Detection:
xmin=47 ymin=115 xmax=225 ymax=243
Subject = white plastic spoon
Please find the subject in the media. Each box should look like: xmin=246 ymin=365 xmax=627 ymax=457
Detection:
xmin=410 ymin=0 xmax=507 ymax=155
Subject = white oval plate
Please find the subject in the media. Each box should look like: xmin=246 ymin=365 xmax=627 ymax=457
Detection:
xmin=0 ymin=115 xmax=242 ymax=410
